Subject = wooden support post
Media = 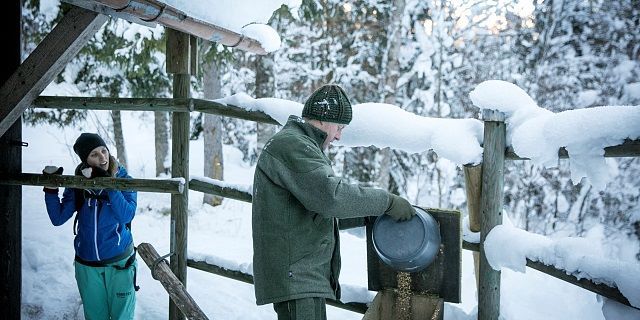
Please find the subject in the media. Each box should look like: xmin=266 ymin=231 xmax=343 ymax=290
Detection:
xmin=362 ymin=290 xmax=444 ymax=320
xmin=138 ymin=243 xmax=209 ymax=320
xmin=167 ymin=28 xmax=191 ymax=320
xmin=463 ymin=164 xmax=482 ymax=289
xmin=0 ymin=6 xmax=107 ymax=137
xmin=478 ymin=110 xmax=506 ymax=320
xmin=0 ymin=1 xmax=21 ymax=318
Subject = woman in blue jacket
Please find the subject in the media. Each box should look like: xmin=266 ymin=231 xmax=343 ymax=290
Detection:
xmin=44 ymin=133 xmax=138 ymax=320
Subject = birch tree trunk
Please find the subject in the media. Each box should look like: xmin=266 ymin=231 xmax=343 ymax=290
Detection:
xmin=377 ymin=0 xmax=405 ymax=192
xmin=111 ymin=110 xmax=128 ymax=168
xmin=155 ymin=111 xmax=170 ymax=176
xmin=255 ymin=54 xmax=276 ymax=155
xmin=203 ymin=57 xmax=224 ymax=206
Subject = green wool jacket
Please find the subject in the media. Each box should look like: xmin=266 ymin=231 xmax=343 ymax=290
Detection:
xmin=252 ymin=115 xmax=390 ymax=305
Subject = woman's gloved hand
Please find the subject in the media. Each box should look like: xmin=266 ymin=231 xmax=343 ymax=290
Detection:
xmin=42 ymin=166 xmax=63 ymax=191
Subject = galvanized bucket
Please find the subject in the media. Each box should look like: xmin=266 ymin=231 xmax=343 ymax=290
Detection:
xmin=372 ymin=206 xmax=441 ymax=272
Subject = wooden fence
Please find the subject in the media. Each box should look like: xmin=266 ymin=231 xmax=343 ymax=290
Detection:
xmin=1 ymin=5 xmax=639 ymax=319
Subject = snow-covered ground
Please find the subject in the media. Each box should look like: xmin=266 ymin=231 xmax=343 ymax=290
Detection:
xmin=19 ymin=109 xmax=638 ymax=319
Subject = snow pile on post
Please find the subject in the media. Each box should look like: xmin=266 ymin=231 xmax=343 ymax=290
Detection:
xmin=470 ymin=80 xmax=640 ymax=189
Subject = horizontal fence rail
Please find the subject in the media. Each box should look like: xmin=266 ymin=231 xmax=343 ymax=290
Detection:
xmin=33 ymin=96 xmax=639 ymax=158
xmin=505 ymin=138 xmax=640 ymax=159
xmin=189 ymin=179 xmax=252 ymax=202
xmin=186 ymin=259 xmax=369 ymax=314
xmin=33 ymin=96 xmax=280 ymax=125
xmin=0 ymin=173 xmax=184 ymax=194
xmin=191 ymin=179 xmax=636 ymax=310
xmin=462 ymin=240 xmax=635 ymax=309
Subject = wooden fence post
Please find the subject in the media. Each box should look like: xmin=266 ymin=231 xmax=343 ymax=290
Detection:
xmin=138 ymin=243 xmax=209 ymax=320
xmin=463 ymin=163 xmax=482 ymax=289
xmin=478 ymin=110 xmax=506 ymax=320
xmin=167 ymin=28 xmax=191 ymax=320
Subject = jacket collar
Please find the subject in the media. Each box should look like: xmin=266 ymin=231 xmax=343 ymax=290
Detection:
xmin=284 ymin=115 xmax=327 ymax=150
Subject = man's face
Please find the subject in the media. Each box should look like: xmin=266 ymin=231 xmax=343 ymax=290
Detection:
xmin=318 ymin=122 xmax=347 ymax=149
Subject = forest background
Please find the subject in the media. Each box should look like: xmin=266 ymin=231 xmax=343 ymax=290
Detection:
xmin=23 ymin=0 xmax=640 ymax=259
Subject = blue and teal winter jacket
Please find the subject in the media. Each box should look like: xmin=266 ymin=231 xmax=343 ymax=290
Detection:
xmin=44 ymin=166 xmax=137 ymax=263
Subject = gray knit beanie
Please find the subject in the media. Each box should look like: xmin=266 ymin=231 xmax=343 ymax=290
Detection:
xmin=302 ymin=84 xmax=352 ymax=124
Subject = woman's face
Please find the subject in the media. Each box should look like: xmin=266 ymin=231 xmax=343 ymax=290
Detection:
xmin=86 ymin=146 xmax=110 ymax=170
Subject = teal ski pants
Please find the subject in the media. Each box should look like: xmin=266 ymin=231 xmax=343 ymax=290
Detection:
xmin=74 ymin=254 xmax=137 ymax=320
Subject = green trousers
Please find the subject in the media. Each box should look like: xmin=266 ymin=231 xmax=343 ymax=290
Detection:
xmin=74 ymin=254 xmax=137 ymax=320
xmin=273 ymin=297 xmax=327 ymax=320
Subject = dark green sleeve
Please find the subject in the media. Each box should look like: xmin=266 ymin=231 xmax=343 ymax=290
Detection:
xmin=261 ymin=142 xmax=390 ymax=219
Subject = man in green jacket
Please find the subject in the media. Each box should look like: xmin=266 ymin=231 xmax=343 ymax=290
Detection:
xmin=252 ymin=84 xmax=415 ymax=320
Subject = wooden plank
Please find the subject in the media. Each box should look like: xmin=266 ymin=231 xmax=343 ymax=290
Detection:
xmin=137 ymin=243 xmax=209 ymax=320
xmin=0 ymin=173 xmax=184 ymax=194
xmin=505 ymin=138 xmax=640 ymax=159
xmin=463 ymin=164 xmax=482 ymax=291
xmin=367 ymin=208 xmax=461 ymax=303
xmin=0 ymin=2 xmax=21 ymax=315
xmin=33 ymin=96 xmax=191 ymax=112
xmin=362 ymin=289 xmax=444 ymax=320
xmin=167 ymin=27 xmax=191 ymax=320
xmin=478 ymin=109 xmax=506 ymax=320
xmin=167 ymin=28 xmax=191 ymax=74
xmin=186 ymin=259 xmax=368 ymax=314
xmin=461 ymin=240 xmax=635 ymax=310
xmin=0 ymin=6 xmax=107 ymax=137
xmin=188 ymin=179 xmax=252 ymax=202
xmin=193 ymin=99 xmax=280 ymax=125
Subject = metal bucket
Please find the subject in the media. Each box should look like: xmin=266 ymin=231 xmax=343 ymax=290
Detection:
xmin=372 ymin=206 xmax=441 ymax=272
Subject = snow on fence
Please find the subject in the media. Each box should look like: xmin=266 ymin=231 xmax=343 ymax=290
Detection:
xmin=13 ymin=87 xmax=640 ymax=319
xmin=3 ymin=5 xmax=638 ymax=316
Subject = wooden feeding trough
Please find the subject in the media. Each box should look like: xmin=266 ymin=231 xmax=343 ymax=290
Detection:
xmin=364 ymin=207 xmax=461 ymax=320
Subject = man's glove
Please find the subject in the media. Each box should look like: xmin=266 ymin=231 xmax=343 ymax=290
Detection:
xmin=81 ymin=166 xmax=110 ymax=178
xmin=42 ymin=166 xmax=63 ymax=191
xmin=384 ymin=194 xmax=416 ymax=222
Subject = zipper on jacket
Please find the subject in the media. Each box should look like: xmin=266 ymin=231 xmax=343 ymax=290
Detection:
xmin=93 ymin=199 xmax=100 ymax=261
xmin=115 ymin=223 xmax=121 ymax=246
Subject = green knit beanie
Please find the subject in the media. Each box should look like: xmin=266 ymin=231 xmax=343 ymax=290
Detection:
xmin=302 ymin=84 xmax=352 ymax=124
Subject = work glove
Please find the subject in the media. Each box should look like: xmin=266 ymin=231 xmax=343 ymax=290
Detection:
xmin=81 ymin=166 xmax=110 ymax=179
xmin=384 ymin=194 xmax=416 ymax=222
xmin=42 ymin=166 xmax=63 ymax=191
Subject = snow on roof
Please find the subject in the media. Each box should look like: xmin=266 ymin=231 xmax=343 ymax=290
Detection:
xmin=159 ymin=0 xmax=301 ymax=52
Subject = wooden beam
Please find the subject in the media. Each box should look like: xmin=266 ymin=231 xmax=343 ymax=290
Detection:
xmin=137 ymin=243 xmax=209 ymax=320
xmin=32 ymin=96 xmax=280 ymax=124
xmin=0 ymin=173 xmax=184 ymax=194
xmin=167 ymin=27 xmax=191 ymax=320
xmin=186 ymin=259 xmax=368 ymax=314
xmin=188 ymin=179 xmax=252 ymax=202
xmin=0 ymin=6 xmax=107 ymax=137
xmin=0 ymin=1 xmax=22 ymax=317
xmin=192 ymin=99 xmax=279 ymax=125
xmin=33 ymin=96 xmax=191 ymax=112
xmin=460 ymin=240 xmax=636 ymax=310
xmin=463 ymin=164 xmax=482 ymax=291
xmin=505 ymin=139 xmax=640 ymax=159
xmin=362 ymin=289 xmax=444 ymax=320
xmin=478 ymin=109 xmax=505 ymax=320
